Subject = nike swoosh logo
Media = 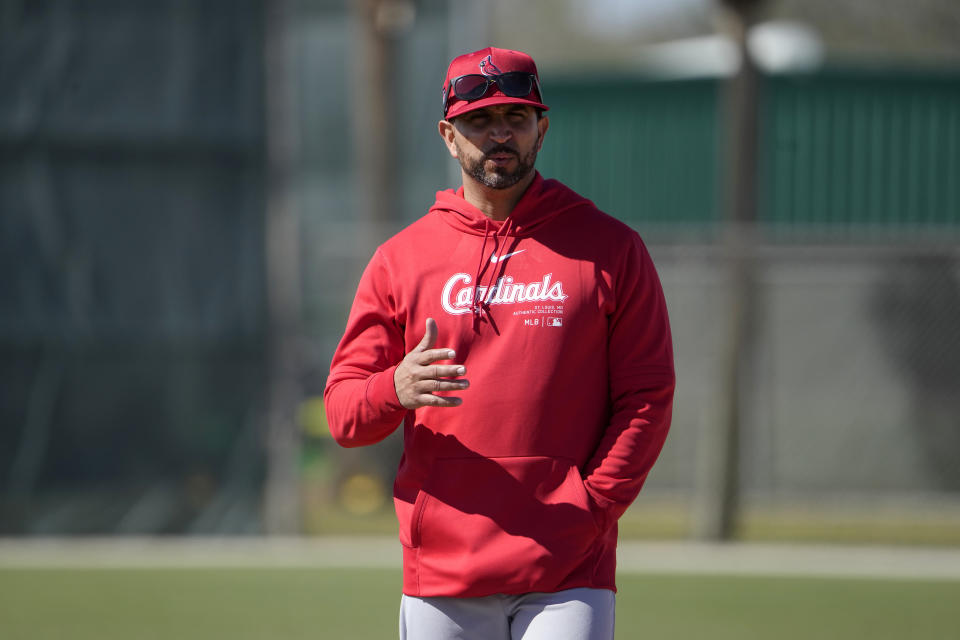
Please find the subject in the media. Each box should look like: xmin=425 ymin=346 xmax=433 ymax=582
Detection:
xmin=490 ymin=250 xmax=525 ymax=264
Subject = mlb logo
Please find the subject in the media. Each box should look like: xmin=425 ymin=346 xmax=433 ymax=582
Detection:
xmin=547 ymin=317 xmax=562 ymax=327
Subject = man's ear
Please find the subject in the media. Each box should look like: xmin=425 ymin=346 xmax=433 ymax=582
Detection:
xmin=536 ymin=116 xmax=549 ymax=152
xmin=438 ymin=119 xmax=459 ymax=158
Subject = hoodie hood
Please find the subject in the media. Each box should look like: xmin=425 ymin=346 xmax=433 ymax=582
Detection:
xmin=429 ymin=172 xmax=593 ymax=237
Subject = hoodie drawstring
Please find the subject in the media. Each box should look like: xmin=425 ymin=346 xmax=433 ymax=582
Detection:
xmin=471 ymin=219 xmax=493 ymax=332
xmin=472 ymin=217 xmax=515 ymax=333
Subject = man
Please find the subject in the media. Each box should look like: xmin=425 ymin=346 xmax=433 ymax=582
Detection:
xmin=324 ymin=47 xmax=675 ymax=640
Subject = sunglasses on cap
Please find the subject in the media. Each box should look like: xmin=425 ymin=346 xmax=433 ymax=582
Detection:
xmin=442 ymin=72 xmax=543 ymax=117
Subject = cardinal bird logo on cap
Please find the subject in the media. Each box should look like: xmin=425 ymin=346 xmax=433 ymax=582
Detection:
xmin=479 ymin=55 xmax=502 ymax=77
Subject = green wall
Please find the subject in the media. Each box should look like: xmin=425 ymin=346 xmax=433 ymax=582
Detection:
xmin=538 ymin=70 xmax=960 ymax=240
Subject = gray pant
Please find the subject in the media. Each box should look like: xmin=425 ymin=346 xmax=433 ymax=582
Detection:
xmin=399 ymin=587 xmax=615 ymax=640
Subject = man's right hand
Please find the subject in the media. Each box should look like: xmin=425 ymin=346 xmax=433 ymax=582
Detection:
xmin=394 ymin=317 xmax=469 ymax=409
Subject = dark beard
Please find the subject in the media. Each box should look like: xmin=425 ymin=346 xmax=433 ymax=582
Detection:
xmin=457 ymin=142 xmax=538 ymax=190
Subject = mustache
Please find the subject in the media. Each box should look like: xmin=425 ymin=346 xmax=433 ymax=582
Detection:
xmin=483 ymin=144 xmax=518 ymax=158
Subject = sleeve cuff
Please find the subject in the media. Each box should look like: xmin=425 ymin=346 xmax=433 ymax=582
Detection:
xmin=583 ymin=481 xmax=620 ymax=533
xmin=364 ymin=365 xmax=406 ymax=414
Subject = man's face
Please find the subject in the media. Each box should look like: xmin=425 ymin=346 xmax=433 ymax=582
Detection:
xmin=441 ymin=104 xmax=549 ymax=190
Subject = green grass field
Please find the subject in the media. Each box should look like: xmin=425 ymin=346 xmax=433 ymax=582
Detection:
xmin=2 ymin=567 xmax=958 ymax=639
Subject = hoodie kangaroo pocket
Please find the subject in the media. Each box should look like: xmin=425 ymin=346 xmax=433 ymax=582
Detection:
xmin=413 ymin=455 xmax=600 ymax=595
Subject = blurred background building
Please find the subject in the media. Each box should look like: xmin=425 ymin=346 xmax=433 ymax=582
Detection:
xmin=2 ymin=0 xmax=959 ymax=541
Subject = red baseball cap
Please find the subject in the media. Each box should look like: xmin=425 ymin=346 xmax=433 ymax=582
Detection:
xmin=442 ymin=47 xmax=549 ymax=120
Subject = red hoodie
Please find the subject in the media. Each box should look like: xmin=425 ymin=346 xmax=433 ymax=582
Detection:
xmin=325 ymin=173 xmax=675 ymax=598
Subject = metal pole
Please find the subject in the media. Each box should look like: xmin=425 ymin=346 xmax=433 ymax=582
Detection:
xmin=351 ymin=0 xmax=414 ymax=257
xmin=692 ymin=0 xmax=764 ymax=541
